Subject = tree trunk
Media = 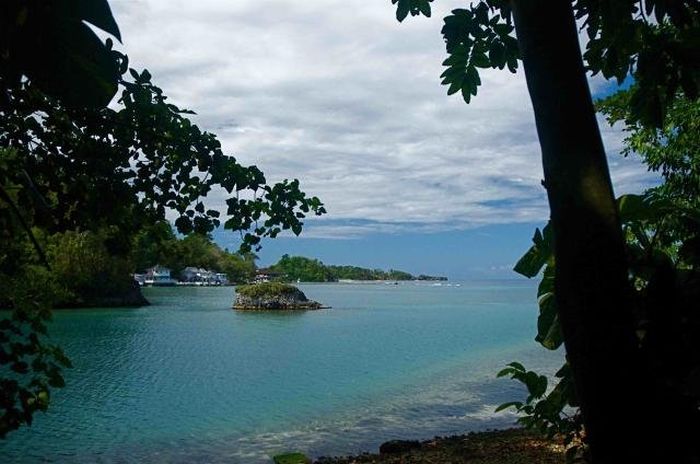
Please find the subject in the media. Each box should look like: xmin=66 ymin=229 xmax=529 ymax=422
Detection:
xmin=510 ymin=2 xmax=660 ymax=462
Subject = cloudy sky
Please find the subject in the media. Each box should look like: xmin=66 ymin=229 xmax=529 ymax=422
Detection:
xmin=110 ymin=0 xmax=658 ymax=278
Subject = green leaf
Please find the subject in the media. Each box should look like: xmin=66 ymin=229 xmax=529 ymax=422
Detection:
xmin=72 ymin=0 xmax=122 ymax=41
xmin=489 ymin=40 xmax=506 ymax=68
xmin=447 ymin=80 xmax=462 ymax=96
xmin=513 ymin=224 xmax=553 ymax=278
xmin=536 ymin=265 xmax=554 ymax=297
xmin=507 ymin=361 xmax=526 ymax=371
xmin=418 ymin=0 xmax=432 ymax=17
xmin=395 ymin=0 xmax=410 ymax=22
xmin=497 ymin=368 xmax=513 ymax=377
xmin=495 ymin=401 xmax=522 ymax=412
xmin=535 ymin=293 xmax=563 ymax=350
xmin=461 ymin=84 xmax=472 ymax=103
xmin=513 ymin=242 xmax=544 ymax=278
xmin=617 ymin=193 xmax=671 ymax=224
xmin=471 ymin=51 xmax=491 ymax=69
xmin=617 ymin=194 xmax=648 ymax=223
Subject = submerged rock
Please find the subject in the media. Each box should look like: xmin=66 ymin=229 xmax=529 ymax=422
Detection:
xmin=233 ymin=282 xmax=324 ymax=310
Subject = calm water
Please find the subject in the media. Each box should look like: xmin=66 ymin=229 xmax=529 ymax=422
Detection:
xmin=1 ymin=281 xmax=562 ymax=463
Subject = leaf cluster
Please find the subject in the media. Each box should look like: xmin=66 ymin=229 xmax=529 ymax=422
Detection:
xmin=440 ymin=2 xmax=519 ymax=103
xmin=391 ymin=0 xmax=700 ymax=127
xmin=0 ymin=0 xmax=122 ymax=108
xmin=392 ymin=0 xmax=433 ymax=22
xmin=497 ymin=362 xmax=586 ymax=462
xmin=599 ymin=91 xmax=700 ymax=206
xmin=502 ymin=191 xmax=700 ymax=461
xmin=574 ymin=0 xmax=700 ymax=127
xmin=0 ymin=261 xmax=72 ymax=438
xmin=0 ymin=54 xmax=325 ymax=254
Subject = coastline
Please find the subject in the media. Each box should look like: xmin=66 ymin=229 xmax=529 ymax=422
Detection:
xmin=311 ymin=428 xmax=565 ymax=464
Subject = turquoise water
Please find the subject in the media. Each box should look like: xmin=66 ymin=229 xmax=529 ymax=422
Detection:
xmin=1 ymin=281 xmax=562 ymax=463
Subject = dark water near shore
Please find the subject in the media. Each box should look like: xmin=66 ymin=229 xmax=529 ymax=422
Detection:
xmin=1 ymin=281 xmax=562 ymax=463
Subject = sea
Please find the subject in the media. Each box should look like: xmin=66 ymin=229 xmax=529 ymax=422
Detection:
xmin=1 ymin=280 xmax=563 ymax=463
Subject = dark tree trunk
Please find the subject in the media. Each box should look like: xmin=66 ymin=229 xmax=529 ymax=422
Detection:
xmin=510 ymin=1 xmax=662 ymax=462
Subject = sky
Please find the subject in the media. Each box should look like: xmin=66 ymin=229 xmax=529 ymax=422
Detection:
xmin=110 ymin=0 xmax=658 ymax=279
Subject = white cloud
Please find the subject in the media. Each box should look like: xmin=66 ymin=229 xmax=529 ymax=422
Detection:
xmin=111 ymin=0 xmax=658 ymax=237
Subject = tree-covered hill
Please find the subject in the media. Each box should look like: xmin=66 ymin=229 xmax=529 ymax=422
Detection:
xmin=269 ymin=254 xmax=447 ymax=282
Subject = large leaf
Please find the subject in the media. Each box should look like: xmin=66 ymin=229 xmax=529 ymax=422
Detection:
xmin=513 ymin=223 xmax=553 ymax=278
xmin=61 ymin=0 xmax=122 ymax=41
xmin=617 ymin=193 xmax=672 ymax=224
xmin=392 ymin=0 xmax=433 ymax=22
xmin=2 ymin=1 xmax=121 ymax=108
xmin=536 ymin=292 xmax=564 ymax=350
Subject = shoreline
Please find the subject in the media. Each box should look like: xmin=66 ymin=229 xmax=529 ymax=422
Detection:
xmin=308 ymin=428 xmax=565 ymax=464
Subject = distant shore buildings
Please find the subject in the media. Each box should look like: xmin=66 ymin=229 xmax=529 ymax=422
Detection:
xmin=253 ymin=268 xmax=283 ymax=283
xmin=180 ymin=267 xmax=229 ymax=286
xmin=135 ymin=265 xmax=230 ymax=287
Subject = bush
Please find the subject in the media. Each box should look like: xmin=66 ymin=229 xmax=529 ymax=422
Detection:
xmin=235 ymin=282 xmax=300 ymax=298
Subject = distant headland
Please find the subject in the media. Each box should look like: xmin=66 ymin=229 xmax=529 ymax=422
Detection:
xmin=260 ymin=254 xmax=447 ymax=283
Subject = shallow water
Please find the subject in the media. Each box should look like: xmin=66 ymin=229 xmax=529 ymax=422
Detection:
xmin=1 ymin=280 xmax=562 ymax=463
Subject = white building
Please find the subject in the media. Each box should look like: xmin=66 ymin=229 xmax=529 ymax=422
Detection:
xmin=144 ymin=265 xmax=177 ymax=286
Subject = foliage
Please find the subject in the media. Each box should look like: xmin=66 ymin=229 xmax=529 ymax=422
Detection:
xmin=502 ymin=96 xmax=700 ymax=458
xmin=235 ymin=282 xmax=300 ymax=299
xmin=45 ymin=228 xmax=136 ymax=306
xmin=496 ymin=362 xmax=585 ymax=462
xmin=1 ymin=0 xmax=122 ymax=108
xmin=273 ymin=452 xmax=311 ymax=464
xmin=499 ymin=190 xmax=700 ymax=460
xmin=598 ymin=90 xmax=700 ymax=206
xmin=0 ymin=251 xmax=72 ymax=437
xmin=270 ymin=255 xmax=336 ymax=282
xmin=130 ymin=221 xmax=180 ymax=273
xmin=1 ymin=3 xmax=324 ymax=436
xmin=392 ymin=0 xmax=700 ymax=127
xmin=328 ymin=265 xmax=415 ymax=281
xmin=269 ymin=254 xmax=436 ymax=282
xmin=131 ymin=222 xmax=256 ymax=283
xmin=0 ymin=61 xmax=325 ymax=248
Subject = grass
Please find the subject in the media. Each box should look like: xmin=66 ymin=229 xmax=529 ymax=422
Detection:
xmin=274 ymin=452 xmax=312 ymax=464
xmin=236 ymin=282 xmax=300 ymax=298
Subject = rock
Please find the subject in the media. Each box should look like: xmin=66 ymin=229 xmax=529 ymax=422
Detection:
xmin=378 ymin=439 xmax=422 ymax=455
xmin=233 ymin=282 xmax=324 ymax=310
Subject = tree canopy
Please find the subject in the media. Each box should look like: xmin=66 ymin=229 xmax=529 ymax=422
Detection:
xmin=269 ymin=254 xmax=430 ymax=282
xmin=397 ymin=0 xmax=699 ymax=126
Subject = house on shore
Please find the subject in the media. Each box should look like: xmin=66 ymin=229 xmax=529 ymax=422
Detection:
xmin=180 ymin=267 xmax=230 ymax=286
xmin=214 ymin=273 xmax=229 ymax=285
xmin=144 ymin=265 xmax=177 ymax=286
xmin=181 ymin=267 xmax=211 ymax=283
